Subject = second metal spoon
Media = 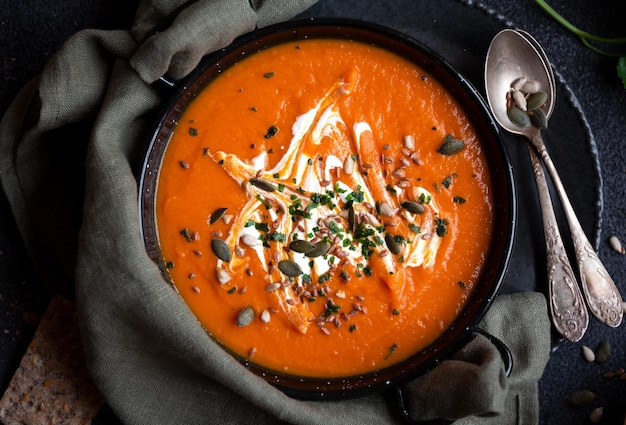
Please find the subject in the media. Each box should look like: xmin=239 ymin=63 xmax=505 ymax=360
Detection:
xmin=485 ymin=29 xmax=623 ymax=338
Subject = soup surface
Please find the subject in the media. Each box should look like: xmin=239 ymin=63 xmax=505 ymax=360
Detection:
xmin=155 ymin=38 xmax=494 ymax=378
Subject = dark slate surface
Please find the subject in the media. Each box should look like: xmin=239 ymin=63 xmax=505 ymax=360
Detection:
xmin=1 ymin=0 xmax=625 ymax=424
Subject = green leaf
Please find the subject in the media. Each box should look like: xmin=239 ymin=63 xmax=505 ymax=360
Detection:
xmin=618 ymin=57 xmax=626 ymax=88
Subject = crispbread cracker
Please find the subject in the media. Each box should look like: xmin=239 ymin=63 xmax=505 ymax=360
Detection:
xmin=0 ymin=295 xmax=104 ymax=425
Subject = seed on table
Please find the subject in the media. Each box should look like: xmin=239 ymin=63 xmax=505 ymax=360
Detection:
xmin=589 ymin=406 xmax=603 ymax=424
xmin=565 ymin=390 xmax=595 ymax=408
xmin=581 ymin=345 xmax=595 ymax=362
xmin=595 ymin=341 xmax=611 ymax=364
xmin=609 ymin=235 xmax=625 ymax=254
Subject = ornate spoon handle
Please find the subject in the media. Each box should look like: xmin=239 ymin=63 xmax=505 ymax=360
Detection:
xmin=529 ymin=130 xmax=623 ymax=327
xmin=528 ymin=146 xmax=588 ymax=341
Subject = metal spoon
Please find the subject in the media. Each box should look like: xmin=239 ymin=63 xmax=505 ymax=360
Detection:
xmin=485 ymin=29 xmax=623 ymax=336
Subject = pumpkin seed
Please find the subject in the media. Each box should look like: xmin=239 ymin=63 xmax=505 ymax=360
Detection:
xmin=289 ymin=239 xmax=316 ymax=253
xmin=249 ymin=178 xmax=276 ymax=192
xmin=348 ymin=205 xmax=356 ymax=232
xmin=526 ymin=91 xmax=548 ymax=110
xmin=437 ymin=135 xmax=466 ymax=155
xmin=209 ymin=207 xmax=228 ymax=224
xmin=529 ymin=108 xmax=548 ymax=129
xmin=507 ymin=105 xmax=532 ymax=128
xmin=565 ymin=390 xmax=595 ymax=408
xmin=278 ymin=260 xmax=303 ymax=276
xmin=595 ymin=341 xmax=611 ymax=364
xmin=237 ymin=306 xmax=255 ymax=327
xmin=384 ymin=233 xmax=402 ymax=255
xmin=401 ymin=200 xmax=425 ymax=215
xmin=305 ymin=241 xmax=331 ymax=258
xmin=211 ymin=238 xmax=231 ymax=262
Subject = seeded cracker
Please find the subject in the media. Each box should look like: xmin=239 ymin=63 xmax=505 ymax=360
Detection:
xmin=0 ymin=295 xmax=104 ymax=424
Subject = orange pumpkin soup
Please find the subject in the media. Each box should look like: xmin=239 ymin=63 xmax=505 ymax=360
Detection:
xmin=154 ymin=38 xmax=494 ymax=378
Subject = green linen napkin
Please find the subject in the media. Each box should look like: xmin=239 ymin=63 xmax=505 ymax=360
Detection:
xmin=0 ymin=0 xmax=552 ymax=423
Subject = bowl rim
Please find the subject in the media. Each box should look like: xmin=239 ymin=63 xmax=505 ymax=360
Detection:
xmin=138 ymin=17 xmax=517 ymax=400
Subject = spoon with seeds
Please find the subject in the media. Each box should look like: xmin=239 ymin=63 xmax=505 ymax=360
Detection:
xmin=485 ymin=29 xmax=623 ymax=338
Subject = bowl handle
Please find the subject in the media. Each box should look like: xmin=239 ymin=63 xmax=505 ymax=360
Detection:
xmin=392 ymin=329 xmax=512 ymax=425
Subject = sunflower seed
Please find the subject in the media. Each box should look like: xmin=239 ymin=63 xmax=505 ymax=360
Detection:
xmin=521 ymin=79 xmax=541 ymax=94
xmin=403 ymin=134 xmax=415 ymax=150
xmin=510 ymin=76 xmax=527 ymax=90
xmin=609 ymin=235 xmax=625 ymax=254
xmin=379 ymin=202 xmax=395 ymax=217
xmin=260 ymin=309 xmax=271 ymax=323
xmin=512 ymin=90 xmax=527 ymax=111
xmin=581 ymin=345 xmax=595 ymax=362
xmin=343 ymin=155 xmax=355 ymax=175
xmin=216 ymin=267 xmax=231 ymax=285
xmin=241 ymin=234 xmax=261 ymax=247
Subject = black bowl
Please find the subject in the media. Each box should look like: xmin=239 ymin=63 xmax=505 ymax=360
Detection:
xmin=139 ymin=18 xmax=516 ymax=400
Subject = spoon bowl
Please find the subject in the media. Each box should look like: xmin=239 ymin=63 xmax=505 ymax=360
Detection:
xmin=484 ymin=29 xmax=623 ymax=337
xmin=484 ymin=29 xmax=555 ymax=133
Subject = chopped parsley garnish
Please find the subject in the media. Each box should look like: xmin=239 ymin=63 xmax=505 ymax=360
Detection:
xmin=264 ymin=126 xmax=279 ymax=139
xmin=180 ymin=228 xmax=192 ymax=242
xmin=453 ymin=196 xmax=467 ymax=204
xmin=385 ymin=343 xmax=399 ymax=359
xmin=322 ymin=300 xmax=341 ymax=317
xmin=435 ymin=218 xmax=449 ymax=237
xmin=263 ymin=71 xmax=275 ymax=79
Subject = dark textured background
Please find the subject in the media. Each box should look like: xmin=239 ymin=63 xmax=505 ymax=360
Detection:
xmin=1 ymin=0 xmax=625 ymax=424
